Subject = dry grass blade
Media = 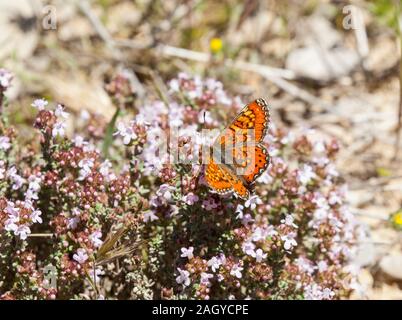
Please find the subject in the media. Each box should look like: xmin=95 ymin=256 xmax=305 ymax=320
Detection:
xmin=95 ymin=225 xmax=142 ymax=265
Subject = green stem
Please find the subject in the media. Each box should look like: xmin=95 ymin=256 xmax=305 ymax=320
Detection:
xmin=102 ymin=108 xmax=121 ymax=158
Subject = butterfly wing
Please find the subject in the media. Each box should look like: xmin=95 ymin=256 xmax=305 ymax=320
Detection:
xmin=228 ymin=98 xmax=269 ymax=143
xmin=205 ymin=98 xmax=270 ymax=199
xmin=204 ymin=157 xmax=234 ymax=196
xmin=242 ymin=145 xmax=270 ymax=184
xmin=205 ymin=158 xmax=250 ymax=199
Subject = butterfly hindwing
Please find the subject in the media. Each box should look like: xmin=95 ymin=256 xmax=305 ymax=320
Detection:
xmin=205 ymin=157 xmax=233 ymax=195
xmin=243 ymin=145 xmax=270 ymax=184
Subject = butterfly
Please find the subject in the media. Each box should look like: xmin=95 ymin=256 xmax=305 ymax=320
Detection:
xmin=204 ymin=98 xmax=270 ymax=199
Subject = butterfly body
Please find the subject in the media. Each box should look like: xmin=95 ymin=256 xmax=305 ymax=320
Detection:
xmin=205 ymin=98 xmax=270 ymax=199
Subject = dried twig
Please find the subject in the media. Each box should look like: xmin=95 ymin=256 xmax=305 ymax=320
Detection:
xmin=154 ymin=44 xmax=331 ymax=111
xmin=352 ymin=5 xmax=369 ymax=64
xmin=75 ymin=0 xmax=330 ymax=111
xmin=76 ymin=0 xmax=117 ymax=53
xmin=76 ymin=0 xmax=146 ymax=99
xmin=352 ymin=210 xmax=389 ymax=222
xmin=28 ymin=233 xmax=54 ymax=238
xmin=157 ymin=44 xmax=296 ymax=79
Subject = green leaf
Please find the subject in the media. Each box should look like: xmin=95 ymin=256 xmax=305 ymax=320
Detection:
xmin=102 ymin=108 xmax=120 ymax=158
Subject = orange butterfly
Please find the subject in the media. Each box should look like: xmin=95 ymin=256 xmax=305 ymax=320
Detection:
xmin=204 ymin=98 xmax=270 ymax=199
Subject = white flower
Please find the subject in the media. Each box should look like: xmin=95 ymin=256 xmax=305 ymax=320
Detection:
xmin=7 ymin=167 xmax=25 ymax=190
xmin=73 ymin=135 xmax=87 ymax=147
xmin=326 ymin=163 xmax=339 ymax=177
xmin=89 ymin=267 xmax=105 ymax=283
xmin=235 ymin=204 xmax=244 ymax=219
xmin=265 ymin=225 xmax=278 ymax=238
xmin=241 ymin=213 xmax=254 ymax=226
xmin=298 ymin=164 xmax=316 ymax=185
xmin=6 ymin=201 xmax=19 ymax=218
xmin=134 ymin=114 xmax=150 ymax=126
xmin=0 ymin=136 xmax=11 ymax=150
xmin=168 ymin=78 xmax=180 ymax=92
xmin=317 ymin=260 xmax=328 ymax=273
xmin=73 ymin=248 xmax=88 ymax=264
xmin=230 ymin=264 xmax=243 ymax=279
xmin=89 ymin=230 xmax=103 ymax=248
xmin=78 ymin=158 xmax=94 ymax=180
xmin=281 ymin=214 xmax=298 ymax=228
xmin=328 ymin=192 xmax=342 ymax=205
xmin=322 ymin=288 xmax=335 ymax=300
xmin=67 ymin=217 xmax=80 ymax=230
xmin=257 ymin=171 xmax=273 ymax=184
xmin=296 ymin=257 xmax=315 ymax=274
xmin=55 ymin=104 xmax=69 ymax=119
xmin=156 ymin=184 xmax=175 ymax=202
xmin=4 ymin=203 xmax=19 ymax=233
xmin=52 ymin=121 xmax=66 ymax=138
xmin=312 ymin=194 xmax=330 ymax=222
xmin=30 ymin=209 xmax=42 ymax=224
xmin=4 ymin=219 xmax=18 ymax=232
xmin=28 ymin=175 xmax=41 ymax=192
xmin=253 ymin=248 xmax=267 ymax=263
xmin=313 ymin=141 xmax=325 ymax=154
xmin=304 ymin=284 xmax=335 ymax=300
xmin=99 ymin=160 xmax=112 ymax=177
xmin=175 ymin=268 xmax=191 ymax=287
xmin=25 ymin=189 xmax=38 ymax=201
xmin=180 ymin=247 xmax=194 ymax=260
xmin=114 ymin=122 xmax=137 ymax=145
xmin=79 ymin=158 xmax=94 ymax=170
xmin=183 ymin=193 xmax=199 ymax=205
xmin=244 ymin=195 xmax=262 ymax=210
xmin=251 ymin=226 xmax=275 ymax=242
xmin=168 ymin=103 xmax=184 ymax=127
xmin=143 ymin=210 xmax=158 ymax=222
xmin=281 ymin=232 xmax=297 ymax=251
xmin=313 ymin=157 xmax=329 ymax=167
xmin=207 ymin=256 xmax=222 ymax=272
xmin=15 ymin=224 xmax=31 ymax=240
xmin=0 ymin=69 xmax=13 ymax=88
xmin=31 ymin=98 xmax=48 ymax=110
xmin=200 ymin=272 xmax=213 ymax=286
xmin=23 ymin=200 xmax=34 ymax=210
xmin=304 ymin=284 xmax=322 ymax=300
xmin=11 ymin=175 xmax=25 ymax=190
xmin=72 ymin=208 xmax=81 ymax=216
xmin=242 ymin=241 xmax=255 ymax=256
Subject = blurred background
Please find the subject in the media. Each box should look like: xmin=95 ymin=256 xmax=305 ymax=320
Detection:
xmin=0 ymin=0 xmax=401 ymax=299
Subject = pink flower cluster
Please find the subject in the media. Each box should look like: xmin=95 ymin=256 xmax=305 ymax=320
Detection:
xmin=0 ymin=70 xmax=362 ymax=300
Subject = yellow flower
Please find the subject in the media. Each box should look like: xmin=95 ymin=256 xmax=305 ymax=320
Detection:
xmin=376 ymin=167 xmax=391 ymax=177
xmin=210 ymin=38 xmax=223 ymax=54
xmin=391 ymin=210 xmax=402 ymax=229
